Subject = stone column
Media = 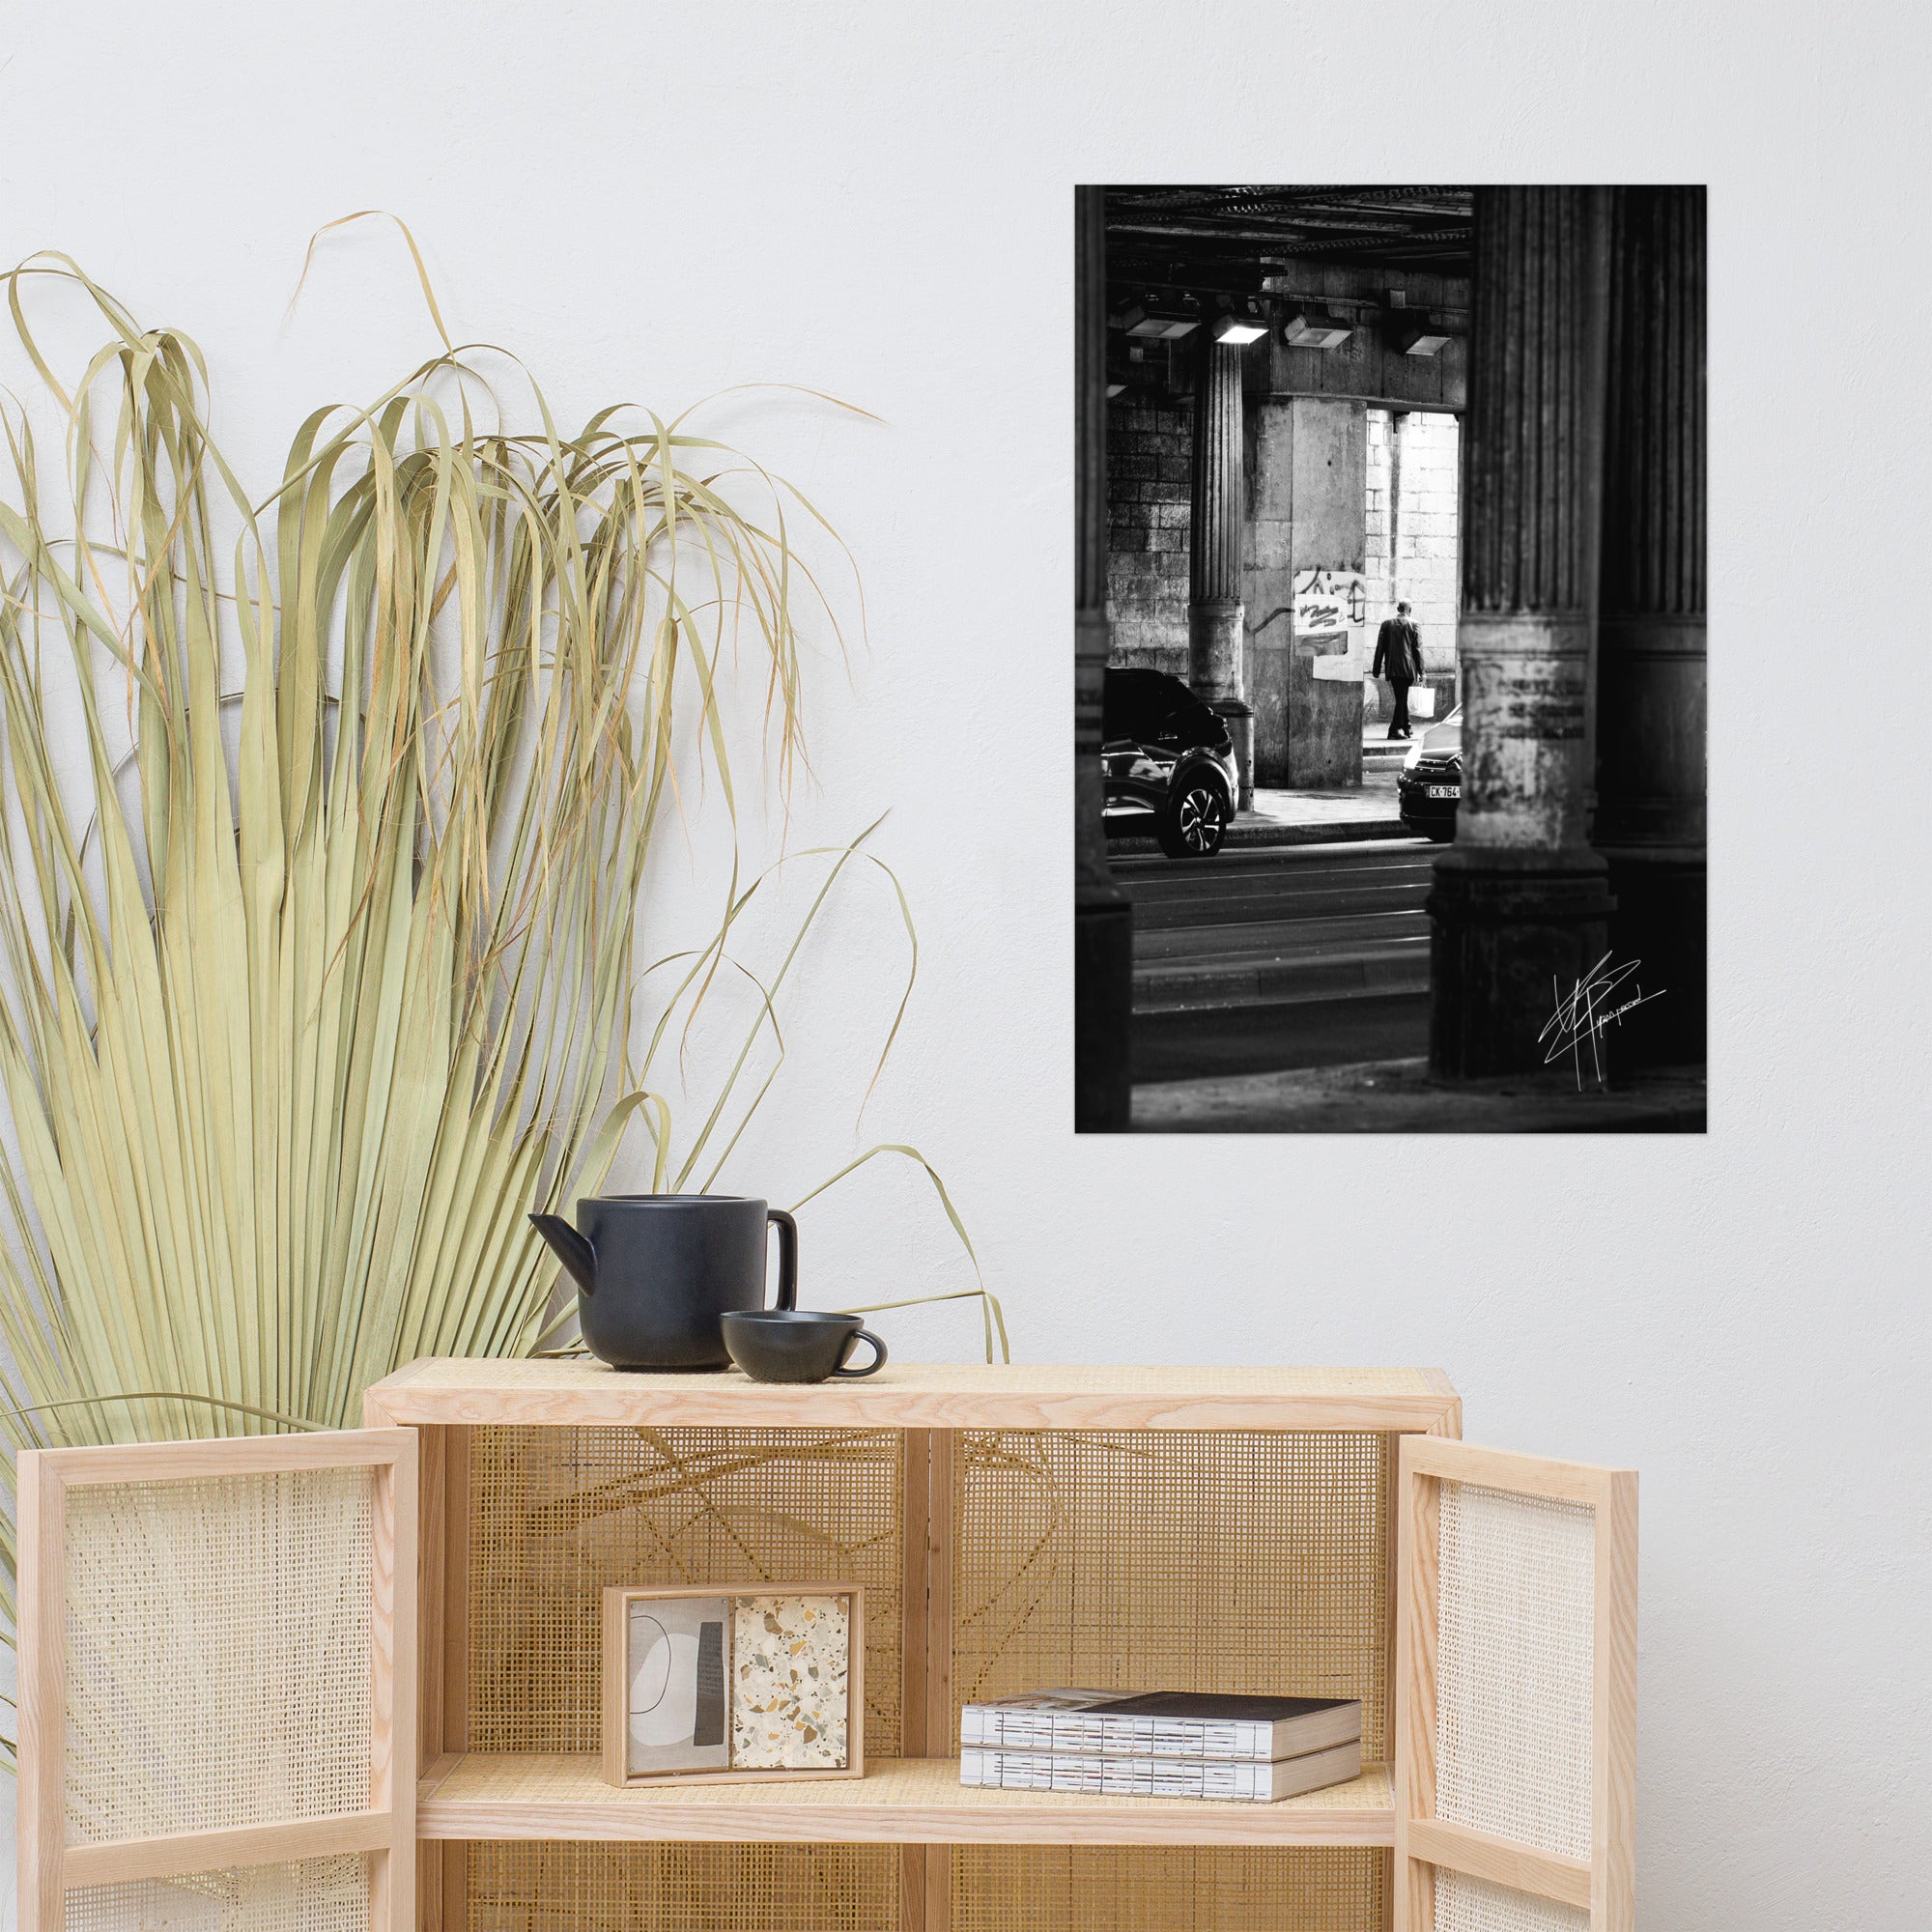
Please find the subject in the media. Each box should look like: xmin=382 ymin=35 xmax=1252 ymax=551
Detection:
xmin=1428 ymin=186 xmax=1615 ymax=1078
xmin=1594 ymin=186 xmax=1707 ymax=1066
xmin=1188 ymin=336 xmax=1254 ymax=808
xmin=1073 ymin=185 xmax=1133 ymax=1131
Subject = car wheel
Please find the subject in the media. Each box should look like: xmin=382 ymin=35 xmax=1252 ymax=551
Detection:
xmin=1157 ymin=778 xmax=1230 ymax=859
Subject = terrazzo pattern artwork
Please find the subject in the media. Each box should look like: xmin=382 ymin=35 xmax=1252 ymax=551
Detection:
xmin=730 ymin=1595 xmax=851 ymax=1770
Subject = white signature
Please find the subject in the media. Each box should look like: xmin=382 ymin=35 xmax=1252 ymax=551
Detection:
xmin=1538 ymin=953 xmax=1667 ymax=1090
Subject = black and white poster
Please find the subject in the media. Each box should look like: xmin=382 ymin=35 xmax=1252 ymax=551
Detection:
xmin=1074 ymin=185 xmax=1706 ymax=1133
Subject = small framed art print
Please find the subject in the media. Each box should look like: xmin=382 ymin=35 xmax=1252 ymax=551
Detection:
xmin=601 ymin=1583 xmax=865 ymax=1787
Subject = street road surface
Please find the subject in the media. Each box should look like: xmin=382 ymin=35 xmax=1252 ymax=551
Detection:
xmin=1116 ymin=839 xmax=1436 ymax=1084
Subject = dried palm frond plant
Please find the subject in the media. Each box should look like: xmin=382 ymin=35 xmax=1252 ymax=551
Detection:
xmin=0 ymin=234 xmax=1003 ymax=1766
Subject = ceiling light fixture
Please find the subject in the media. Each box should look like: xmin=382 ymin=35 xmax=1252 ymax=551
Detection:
xmin=1116 ymin=301 xmax=1199 ymax=342
xmin=1283 ymin=308 xmax=1353 ymax=352
xmin=1400 ymin=322 xmax=1454 ymax=357
xmin=1211 ymin=311 xmax=1267 ymax=346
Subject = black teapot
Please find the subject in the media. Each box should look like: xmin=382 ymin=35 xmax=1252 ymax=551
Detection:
xmin=529 ymin=1194 xmax=798 ymax=1371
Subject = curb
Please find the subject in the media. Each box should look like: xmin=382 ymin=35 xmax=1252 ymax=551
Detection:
xmin=1228 ymin=815 xmax=1410 ymax=848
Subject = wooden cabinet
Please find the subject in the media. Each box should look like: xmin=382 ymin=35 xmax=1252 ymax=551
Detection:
xmin=17 ymin=1362 xmax=1635 ymax=1932
xmin=15 ymin=1430 xmax=418 ymax=1932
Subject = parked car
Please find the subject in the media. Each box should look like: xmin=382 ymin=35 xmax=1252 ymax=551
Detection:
xmin=1100 ymin=667 xmax=1238 ymax=859
xmin=1397 ymin=705 xmax=1463 ymax=840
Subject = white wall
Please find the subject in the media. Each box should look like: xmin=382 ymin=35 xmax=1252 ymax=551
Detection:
xmin=1366 ymin=410 xmax=1460 ymax=658
xmin=4 ymin=3 xmax=1929 ymax=1927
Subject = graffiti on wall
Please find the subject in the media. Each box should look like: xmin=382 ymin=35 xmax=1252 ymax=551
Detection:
xmin=1292 ymin=568 xmax=1372 ymax=683
xmin=1293 ymin=568 xmax=1370 ymax=635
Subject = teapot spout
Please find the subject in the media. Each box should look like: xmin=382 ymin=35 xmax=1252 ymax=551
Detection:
xmin=529 ymin=1213 xmax=598 ymax=1296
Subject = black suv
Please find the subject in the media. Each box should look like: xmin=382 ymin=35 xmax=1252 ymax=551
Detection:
xmin=1100 ymin=668 xmax=1238 ymax=859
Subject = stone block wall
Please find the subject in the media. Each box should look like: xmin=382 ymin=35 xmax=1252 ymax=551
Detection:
xmin=1105 ymin=390 xmax=1191 ymax=673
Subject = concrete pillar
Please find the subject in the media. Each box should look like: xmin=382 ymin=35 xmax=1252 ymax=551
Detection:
xmin=1243 ymin=396 xmax=1294 ymax=785
xmin=1073 ymin=185 xmax=1132 ymax=1131
xmin=1243 ymin=395 xmax=1366 ymax=788
xmin=1428 ymin=186 xmax=1616 ymax=1078
xmin=1594 ymin=185 xmax=1707 ymax=1066
xmin=1188 ymin=337 xmax=1254 ymax=808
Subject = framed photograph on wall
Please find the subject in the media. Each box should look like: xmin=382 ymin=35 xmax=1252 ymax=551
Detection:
xmin=1073 ymin=185 xmax=1707 ymax=1135
xmin=601 ymin=1583 xmax=865 ymax=1787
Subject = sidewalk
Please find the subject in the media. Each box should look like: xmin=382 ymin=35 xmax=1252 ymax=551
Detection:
xmin=1133 ymin=1058 xmax=1707 ymax=1133
xmin=1222 ymin=719 xmax=1446 ymax=844
xmin=1229 ymin=736 xmax=1407 ymax=845
xmin=1109 ymin=726 xmax=1428 ymax=852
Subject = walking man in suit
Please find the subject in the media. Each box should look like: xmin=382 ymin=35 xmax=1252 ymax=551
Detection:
xmin=1373 ymin=601 xmax=1424 ymax=740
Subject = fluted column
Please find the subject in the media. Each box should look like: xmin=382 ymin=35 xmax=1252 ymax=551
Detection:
xmin=1074 ymin=185 xmax=1132 ymax=1131
xmin=1428 ymin=186 xmax=1616 ymax=1078
xmin=1594 ymin=185 xmax=1707 ymax=1065
xmin=1188 ymin=337 xmax=1254 ymax=808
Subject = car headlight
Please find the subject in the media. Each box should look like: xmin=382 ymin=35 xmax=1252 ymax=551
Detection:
xmin=1402 ymin=742 xmax=1424 ymax=771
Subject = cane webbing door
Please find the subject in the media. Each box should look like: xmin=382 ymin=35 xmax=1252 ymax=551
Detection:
xmin=16 ymin=1429 xmax=417 ymax=1932
xmin=1395 ymin=1438 xmax=1636 ymax=1932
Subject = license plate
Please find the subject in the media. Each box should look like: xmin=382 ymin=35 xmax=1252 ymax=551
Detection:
xmin=1426 ymin=784 xmax=1460 ymax=800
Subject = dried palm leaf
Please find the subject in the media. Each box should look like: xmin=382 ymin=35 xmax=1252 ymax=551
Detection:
xmin=0 ymin=236 xmax=1001 ymax=1767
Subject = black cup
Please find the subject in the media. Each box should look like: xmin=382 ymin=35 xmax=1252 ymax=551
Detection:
xmin=721 ymin=1310 xmax=888 ymax=1384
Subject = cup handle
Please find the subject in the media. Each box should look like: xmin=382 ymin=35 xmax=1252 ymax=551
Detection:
xmin=832 ymin=1328 xmax=887 ymax=1378
xmin=766 ymin=1208 xmax=798 ymax=1311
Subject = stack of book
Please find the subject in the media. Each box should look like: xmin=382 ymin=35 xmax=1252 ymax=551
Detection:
xmin=958 ymin=1689 xmax=1362 ymax=1804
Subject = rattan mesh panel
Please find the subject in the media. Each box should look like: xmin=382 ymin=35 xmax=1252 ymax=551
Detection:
xmin=952 ymin=1431 xmax=1392 ymax=1759
xmin=1435 ymin=1480 xmax=1595 ymax=1861
xmin=1434 ymin=1869 xmax=1590 ymax=1932
xmin=64 ymin=1856 xmax=370 ymax=1932
xmin=953 ymin=1847 xmax=1386 ymax=1932
xmin=469 ymin=1427 xmax=902 ymax=1756
xmin=63 ymin=1470 xmax=375 ymax=1841
xmin=467 ymin=1841 xmax=897 ymax=1932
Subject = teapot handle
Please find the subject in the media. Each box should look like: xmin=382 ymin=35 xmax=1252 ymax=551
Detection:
xmin=767 ymin=1208 xmax=798 ymax=1311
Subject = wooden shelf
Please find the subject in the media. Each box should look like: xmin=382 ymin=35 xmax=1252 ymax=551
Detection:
xmin=416 ymin=1753 xmax=1395 ymax=1848
xmin=366 ymin=1357 xmax=1461 ymax=1434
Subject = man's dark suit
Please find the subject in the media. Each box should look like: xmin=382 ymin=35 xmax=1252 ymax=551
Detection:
xmin=1372 ymin=616 xmax=1423 ymax=736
